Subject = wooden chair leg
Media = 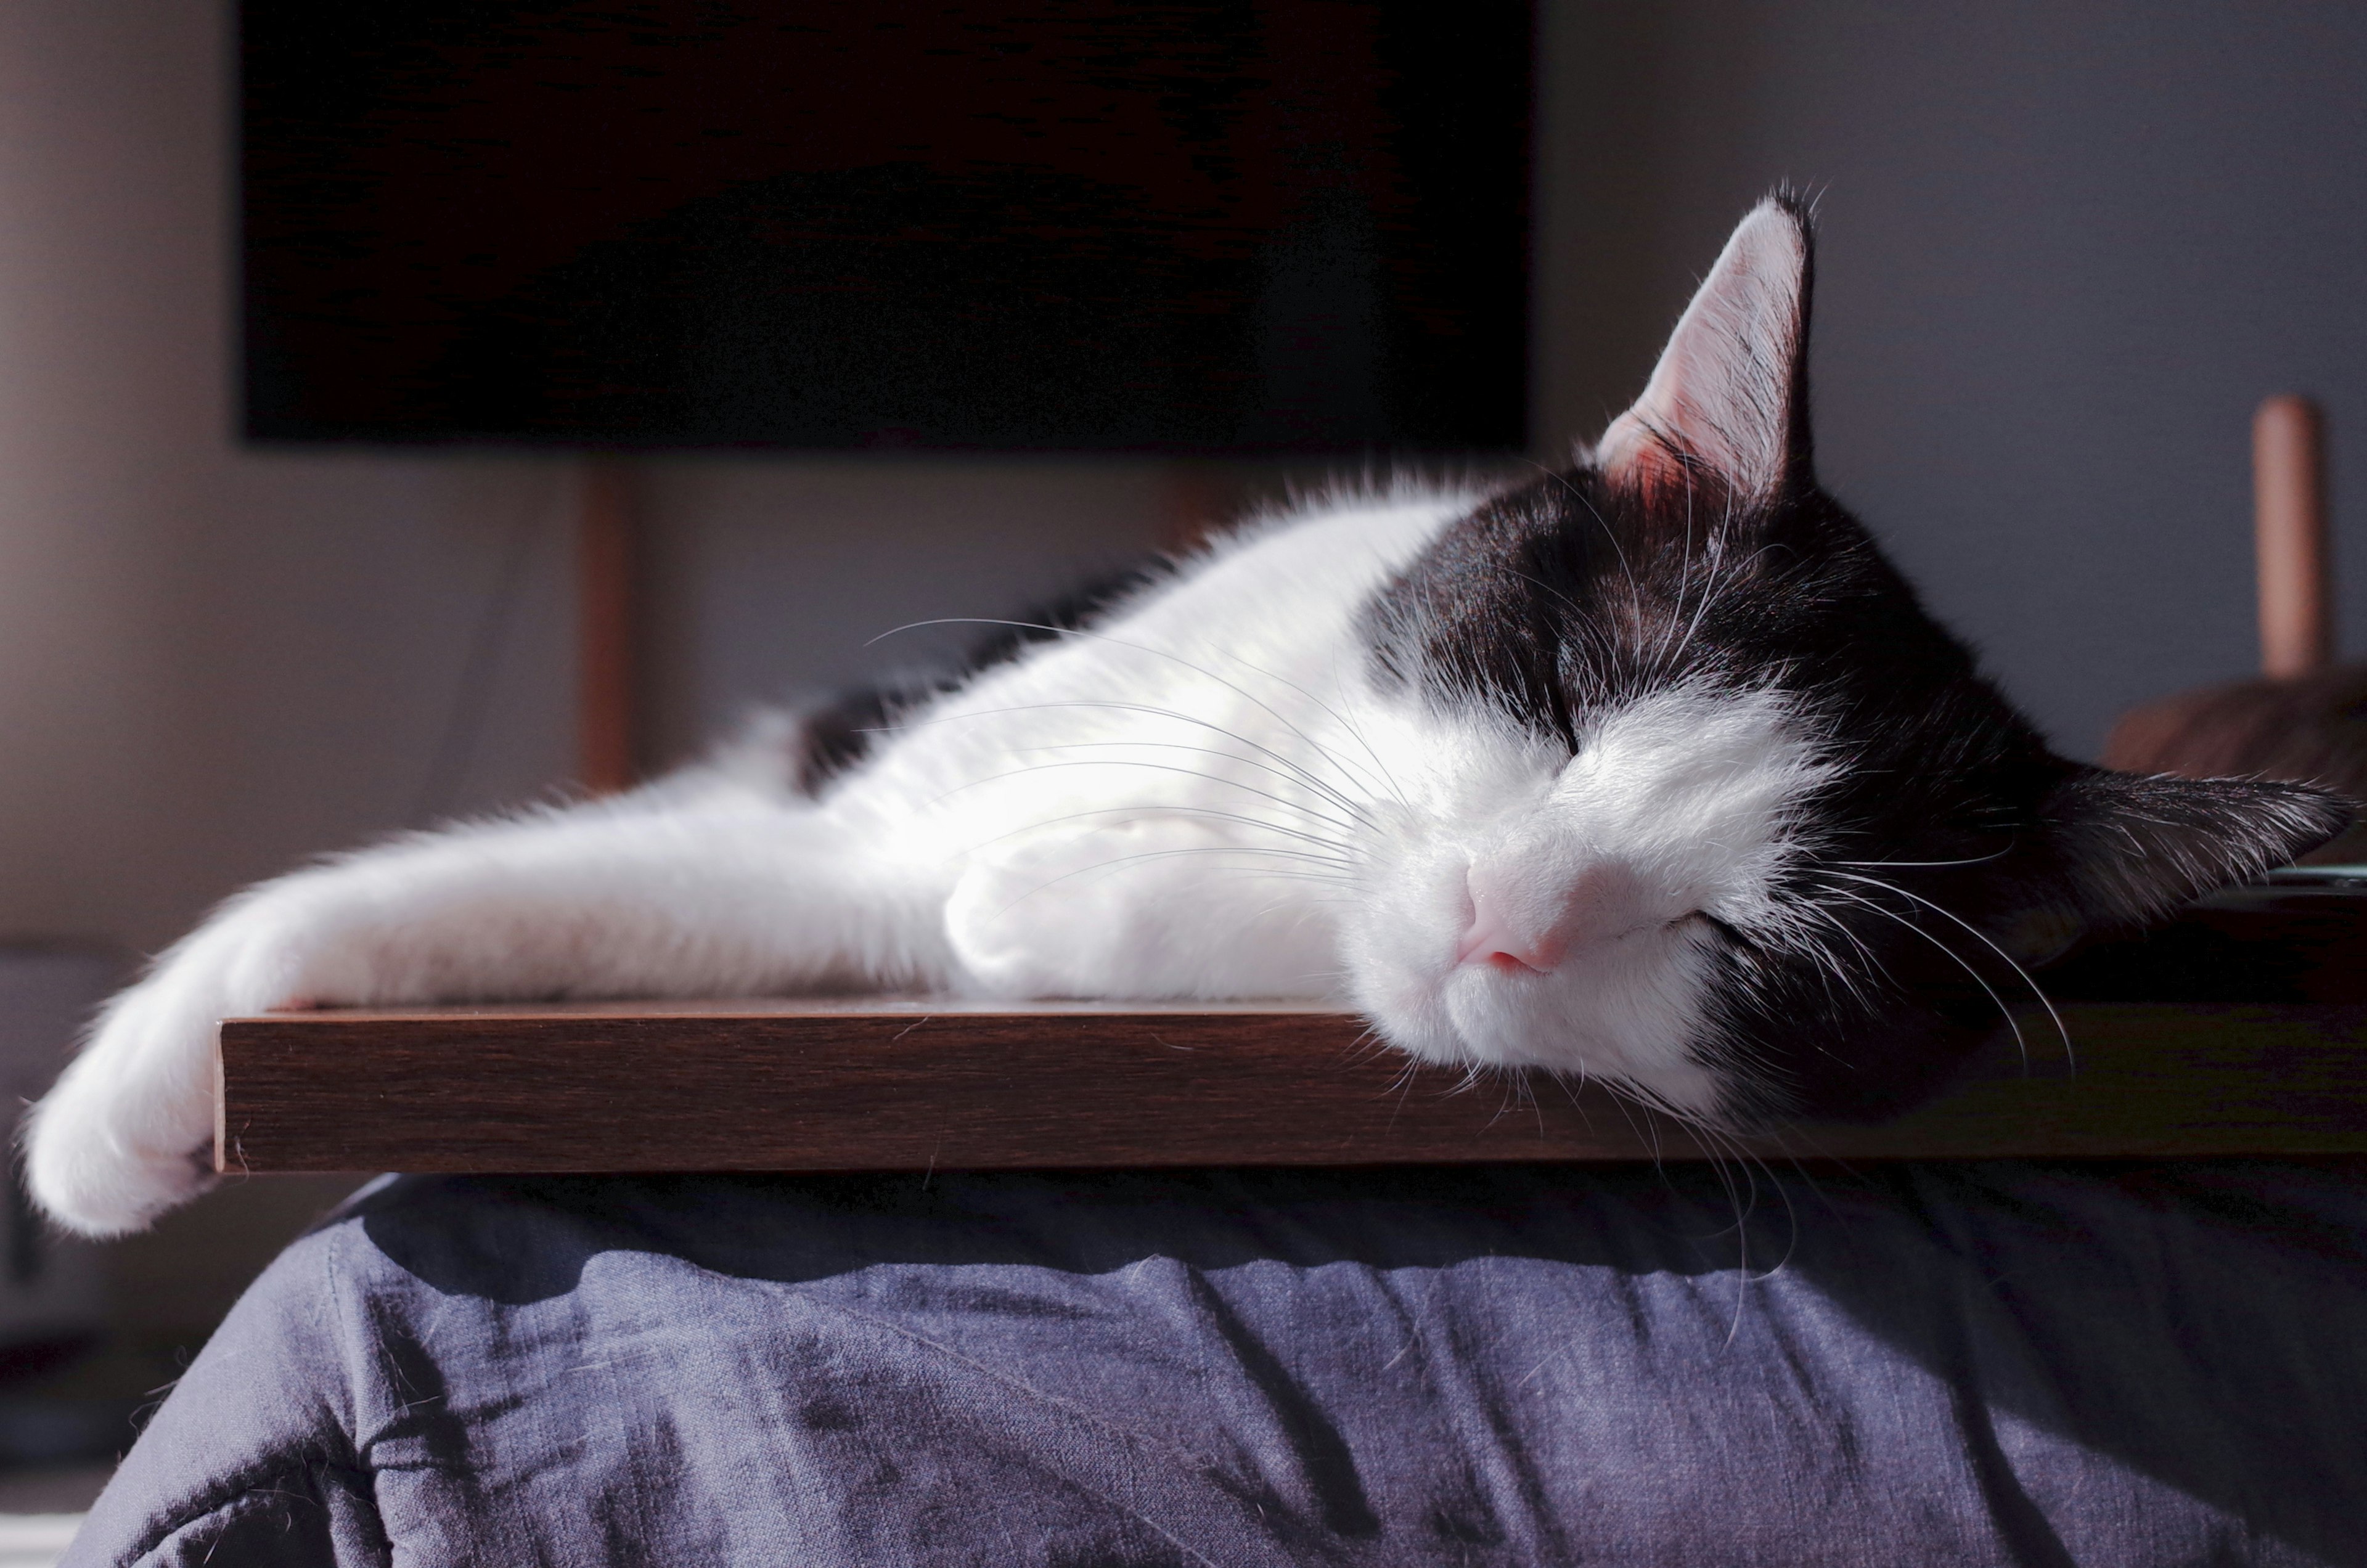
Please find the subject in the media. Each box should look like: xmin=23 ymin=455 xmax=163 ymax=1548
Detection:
xmin=578 ymin=460 xmax=640 ymax=795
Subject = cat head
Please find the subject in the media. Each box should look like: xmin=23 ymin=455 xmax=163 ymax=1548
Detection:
xmin=1340 ymin=195 xmax=2349 ymax=1123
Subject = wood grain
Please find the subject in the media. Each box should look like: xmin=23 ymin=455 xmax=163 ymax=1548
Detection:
xmin=213 ymin=888 xmax=2367 ymax=1175
xmin=214 ymin=1002 xmax=2367 ymax=1177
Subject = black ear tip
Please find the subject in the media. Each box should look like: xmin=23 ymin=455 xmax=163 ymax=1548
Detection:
xmin=1765 ymin=186 xmax=1819 ymax=237
xmin=2045 ymin=767 xmax=2360 ymax=925
xmin=2204 ymin=774 xmax=2357 ymax=853
xmin=2273 ymin=778 xmax=2359 ymax=858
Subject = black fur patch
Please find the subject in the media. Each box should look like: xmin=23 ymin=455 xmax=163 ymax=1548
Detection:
xmin=1358 ymin=196 xmax=2346 ymax=1122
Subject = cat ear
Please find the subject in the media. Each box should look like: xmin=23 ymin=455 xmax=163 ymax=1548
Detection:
xmin=2034 ymin=767 xmax=2352 ymax=933
xmin=1595 ymin=195 xmax=1813 ymax=508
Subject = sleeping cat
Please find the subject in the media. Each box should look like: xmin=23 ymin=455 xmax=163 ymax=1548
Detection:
xmin=25 ymin=197 xmax=2347 ymax=1237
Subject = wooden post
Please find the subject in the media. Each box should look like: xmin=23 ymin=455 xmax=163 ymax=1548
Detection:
xmin=577 ymin=460 xmax=640 ymax=794
xmin=2255 ymin=394 xmax=2331 ymax=679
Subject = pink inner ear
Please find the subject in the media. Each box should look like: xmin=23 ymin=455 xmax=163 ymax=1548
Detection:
xmin=1594 ymin=417 xmax=1694 ymax=502
xmin=1593 ymin=198 xmax=1807 ymax=508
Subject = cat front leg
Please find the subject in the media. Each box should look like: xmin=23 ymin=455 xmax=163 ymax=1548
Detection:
xmin=944 ymin=815 xmax=1346 ymax=1001
xmin=25 ymin=800 xmax=946 ymax=1236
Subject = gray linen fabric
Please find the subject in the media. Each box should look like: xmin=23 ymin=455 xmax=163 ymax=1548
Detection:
xmin=61 ymin=1161 xmax=2367 ymax=1566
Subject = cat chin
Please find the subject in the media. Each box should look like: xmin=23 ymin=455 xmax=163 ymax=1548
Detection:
xmin=1343 ymin=921 xmax=1727 ymax=1119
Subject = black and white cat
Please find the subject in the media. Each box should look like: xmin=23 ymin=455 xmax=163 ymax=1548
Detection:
xmin=25 ymin=197 xmax=2347 ymax=1236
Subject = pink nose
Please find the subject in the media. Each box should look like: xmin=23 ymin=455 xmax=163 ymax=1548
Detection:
xmin=1455 ymin=872 xmax=1569 ymax=973
xmin=1456 ymin=863 xmax=1645 ymax=974
xmin=1454 ymin=904 xmax=1556 ymax=973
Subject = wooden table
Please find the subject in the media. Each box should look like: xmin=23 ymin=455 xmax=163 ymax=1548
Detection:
xmin=213 ymin=881 xmax=2367 ymax=1175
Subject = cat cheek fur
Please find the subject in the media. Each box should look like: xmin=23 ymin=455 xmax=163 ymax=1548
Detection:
xmin=1336 ymin=686 xmax=1828 ymax=1115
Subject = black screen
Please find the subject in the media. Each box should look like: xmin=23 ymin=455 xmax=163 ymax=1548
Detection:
xmin=240 ymin=2 xmax=1531 ymax=452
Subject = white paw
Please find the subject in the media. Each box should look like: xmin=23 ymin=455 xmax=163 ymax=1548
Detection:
xmin=24 ymin=896 xmax=322 ymax=1237
xmin=22 ymin=1092 xmax=214 ymax=1239
xmin=25 ymin=981 xmax=223 ymax=1237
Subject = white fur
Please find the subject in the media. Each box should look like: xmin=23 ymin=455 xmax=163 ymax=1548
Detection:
xmin=23 ymin=484 xmax=1830 ymax=1236
xmin=1338 ymin=685 xmax=1828 ymax=1113
xmin=28 ymin=205 xmax=1834 ymax=1237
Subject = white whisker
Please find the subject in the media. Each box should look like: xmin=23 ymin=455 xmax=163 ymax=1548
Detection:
xmin=867 ymin=617 xmax=1399 ymax=802
xmin=923 ymin=759 xmax=1354 ymax=842
xmin=1820 ymin=886 xmax=2031 ymax=1076
xmin=963 ymin=802 xmax=1352 ymax=862
xmin=864 ymin=698 xmax=1376 ymax=825
xmin=1823 ymin=871 xmax=2074 ymax=1074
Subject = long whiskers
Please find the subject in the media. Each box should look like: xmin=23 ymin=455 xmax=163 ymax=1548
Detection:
xmin=1831 ymin=846 xmax=2014 ymax=870
xmin=963 ymin=802 xmax=1355 ymax=863
xmin=923 ymin=758 xmax=1357 ymax=845
xmin=985 ymin=844 xmax=1359 ymax=920
xmin=1019 ymin=740 xmax=1368 ymax=835
xmin=867 ymin=696 xmax=1377 ymax=827
xmin=1564 ymin=1061 xmax=1801 ymax=1321
xmin=1818 ymin=886 xmax=2033 ymax=1076
xmin=867 ymin=616 xmax=1403 ymax=806
xmin=1822 ymin=870 xmax=2074 ymax=1072
xmin=1192 ymin=642 xmax=1416 ymax=814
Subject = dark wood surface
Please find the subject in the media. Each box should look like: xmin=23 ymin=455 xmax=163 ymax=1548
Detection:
xmin=216 ymin=997 xmax=2367 ymax=1175
xmin=213 ymin=883 xmax=2367 ymax=1175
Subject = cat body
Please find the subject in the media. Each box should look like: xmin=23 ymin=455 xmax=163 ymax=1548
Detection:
xmin=26 ymin=198 xmax=2347 ymax=1237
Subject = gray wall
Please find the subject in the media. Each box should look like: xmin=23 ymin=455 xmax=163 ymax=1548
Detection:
xmin=0 ymin=2 xmax=576 ymax=957
xmin=1537 ymin=1 xmax=2367 ymax=757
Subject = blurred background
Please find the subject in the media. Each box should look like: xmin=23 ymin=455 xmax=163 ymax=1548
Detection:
xmin=0 ymin=0 xmax=2363 ymax=1514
